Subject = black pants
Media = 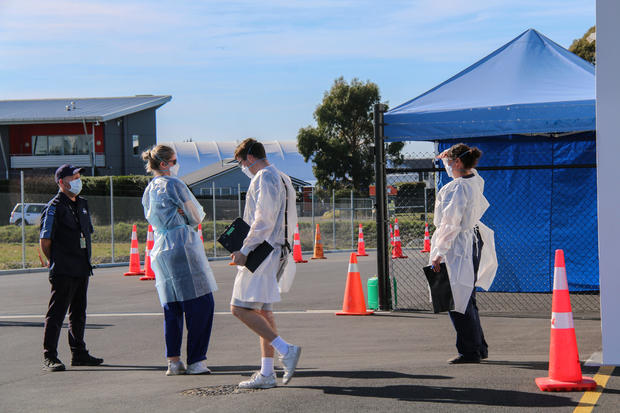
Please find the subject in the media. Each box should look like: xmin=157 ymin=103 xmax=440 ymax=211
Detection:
xmin=43 ymin=276 xmax=89 ymax=359
xmin=448 ymin=227 xmax=488 ymax=359
xmin=163 ymin=293 xmax=215 ymax=365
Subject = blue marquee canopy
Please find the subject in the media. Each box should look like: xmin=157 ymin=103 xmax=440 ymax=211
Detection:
xmin=383 ymin=29 xmax=598 ymax=293
xmin=384 ymin=29 xmax=595 ymax=142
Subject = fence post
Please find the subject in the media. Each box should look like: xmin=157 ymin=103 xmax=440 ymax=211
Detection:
xmin=212 ymin=182 xmax=216 ymax=257
xmin=238 ymin=183 xmax=241 ymax=217
xmin=20 ymin=170 xmax=25 ymax=269
xmin=311 ymin=186 xmax=315 ymax=240
xmin=332 ymin=189 xmax=336 ymax=249
xmin=373 ymin=103 xmax=391 ymax=310
xmin=110 ymin=175 xmax=115 ymax=263
xmin=350 ymin=190 xmax=354 ymax=249
xmin=424 ymin=186 xmax=428 ymax=223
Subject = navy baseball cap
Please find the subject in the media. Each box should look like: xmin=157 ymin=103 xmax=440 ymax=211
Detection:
xmin=55 ymin=164 xmax=85 ymax=183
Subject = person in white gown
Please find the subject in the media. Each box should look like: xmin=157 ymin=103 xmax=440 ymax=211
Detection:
xmin=230 ymin=138 xmax=301 ymax=389
xmin=431 ymin=143 xmax=498 ymax=364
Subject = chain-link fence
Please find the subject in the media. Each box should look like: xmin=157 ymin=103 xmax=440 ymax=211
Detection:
xmin=0 ymin=174 xmax=377 ymax=270
xmin=386 ymin=151 xmax=600 ymax=316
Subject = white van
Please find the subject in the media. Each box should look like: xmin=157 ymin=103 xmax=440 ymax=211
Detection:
xmin=10 ymin=203 xmax=47 ymax=226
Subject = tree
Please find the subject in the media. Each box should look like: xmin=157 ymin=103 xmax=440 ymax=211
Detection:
xmin=297 ymin=77 xmax=404 ymax=193
xmin=569 ymin=26 xmax=595 ymax=64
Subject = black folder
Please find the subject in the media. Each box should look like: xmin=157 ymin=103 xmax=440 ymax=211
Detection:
xmin=217 ymin=217 xmax=274 ymax=273
xmin=423 ymin=263 xmax=455 ymax=313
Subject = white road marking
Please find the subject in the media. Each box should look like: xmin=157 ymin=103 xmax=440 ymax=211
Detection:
xmin=0 ymin=309 xmax=340 ymax=319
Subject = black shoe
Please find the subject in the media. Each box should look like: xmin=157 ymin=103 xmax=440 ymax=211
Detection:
xmin=480 ymin=346 xmax=488 ymax=360
xmin=448 ymin=355 xmax=481 ymax=364
xmin=42 ymin=356 xmax=66 ymax=372
xmin=71 ymin=352 xmax=103 ymax=366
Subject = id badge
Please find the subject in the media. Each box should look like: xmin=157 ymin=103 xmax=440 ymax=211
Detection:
xmin=80 ymin=235 xmax=86 ymax=249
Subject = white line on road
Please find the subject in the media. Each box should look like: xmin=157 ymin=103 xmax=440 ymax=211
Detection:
xmin=0 ymin=309 xmax=339 ymax=319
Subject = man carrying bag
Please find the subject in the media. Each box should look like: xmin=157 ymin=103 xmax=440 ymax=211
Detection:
xmin=229 ymin=139 xmax=300 ymax=389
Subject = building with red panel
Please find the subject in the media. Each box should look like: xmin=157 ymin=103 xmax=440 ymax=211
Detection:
xmin=0 ymin=95 xmax=171 ymax=177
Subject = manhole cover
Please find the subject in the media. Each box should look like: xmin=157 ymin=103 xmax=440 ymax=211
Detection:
xmin=182 ymin=385 xmax=262 ymax=397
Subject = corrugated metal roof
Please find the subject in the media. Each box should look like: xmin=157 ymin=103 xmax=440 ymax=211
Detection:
xmin=181 ymin=161 xmax=238 ymax=186
xmin=0 ymin=95 xmax=171 ymax=124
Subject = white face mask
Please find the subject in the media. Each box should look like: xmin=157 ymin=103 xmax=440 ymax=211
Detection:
xmin=441 ymin=158 xmax=454 ymax=178
xmin=241 ymin=165 xmax=254 ymax=179
xmin=169 ymin=163 xmax=180 ymax=177
xmin=68 ymin=178 xmax=82 ymax=195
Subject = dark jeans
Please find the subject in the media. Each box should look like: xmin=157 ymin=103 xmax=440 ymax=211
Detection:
xmin=448 ymin=227 xmax=488 ymax=359
xmin=163 ymin=293 xmax=215 ymax=365
xmin=43 ymin=276 xmax=89 ymax=359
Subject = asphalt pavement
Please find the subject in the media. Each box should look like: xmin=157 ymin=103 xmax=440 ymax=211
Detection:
xmin=0 ymin=251 xmax=617 ymax=413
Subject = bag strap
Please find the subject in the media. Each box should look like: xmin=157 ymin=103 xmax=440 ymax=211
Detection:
xmin=281 ymin=177 xmax=291 ymax=253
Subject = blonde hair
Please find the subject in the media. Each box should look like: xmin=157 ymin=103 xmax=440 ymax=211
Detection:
xmin=141 ymin=144 xmax=175 ymax=174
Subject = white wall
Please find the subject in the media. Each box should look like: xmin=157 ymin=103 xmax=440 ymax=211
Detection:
xmin=596 ymin=0 xmax=620 ymax=365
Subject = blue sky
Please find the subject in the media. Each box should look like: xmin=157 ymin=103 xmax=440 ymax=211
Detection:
xmin=0 ymin=0 xmax=595 ymax=153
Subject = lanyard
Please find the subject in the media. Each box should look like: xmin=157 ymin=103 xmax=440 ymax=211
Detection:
xmin=61 ymin=194 xmax=86 ymax=242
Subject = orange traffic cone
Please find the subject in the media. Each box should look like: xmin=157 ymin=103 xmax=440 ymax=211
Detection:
xmin=124 ymin=224 xmax=144 ymax=276
xmin=293 ymin=224 xmax=307 ymax=263
xmin=389 ymin=223 xmax=394 ymax=246
xmin=336 ymin=253 xmax=374 ymax=316
xmin=198 ymin=223 xmax=204 ymax=242
xmin=391 ymin=218 xmax=408 ymax=259
xmin=535 ymin=250 xmax=596 ymax=392
xmin=311 ymin=224 xmax=326 ymax=259
xmin=140 ymin=225 xmax=155 ymax=281
xmin=356 ymin=223 xmax=368 ymax=257
xmin=421 ymin=222 xmax=431 ymax=253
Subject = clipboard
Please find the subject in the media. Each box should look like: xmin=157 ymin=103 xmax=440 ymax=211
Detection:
xmin=218 ymin=217 xmax=274 ymax=273
xmin=423 ymin=263 xmax=455 ymax=313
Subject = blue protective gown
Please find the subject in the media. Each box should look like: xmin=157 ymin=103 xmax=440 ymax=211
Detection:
xmin=142 ymin=176 xmax=218 ymax=306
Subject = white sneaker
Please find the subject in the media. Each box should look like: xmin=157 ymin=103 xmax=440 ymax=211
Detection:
xmin=187 ymin=360 xmax=211 ymax=375
xmin=238 ymin=372 xmax=277 ymax=389
xmin=166 ymin=360 xmax=186 ymax=376
xmin=279 ymin=344 xmax=301 ymax=384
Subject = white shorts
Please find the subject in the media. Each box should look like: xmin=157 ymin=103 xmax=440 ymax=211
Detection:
xmin=231 ymin=298 xmax=274 ymax=311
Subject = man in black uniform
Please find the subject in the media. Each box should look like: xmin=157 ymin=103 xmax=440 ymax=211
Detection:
xmin=40 ymin=164 xmax=103 ymax=371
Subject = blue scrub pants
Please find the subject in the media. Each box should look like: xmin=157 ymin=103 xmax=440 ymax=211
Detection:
xmin=163 ymin=293 xmax=214 ymax=365
xmin=449 ymin=227 xmax=488 ymax=359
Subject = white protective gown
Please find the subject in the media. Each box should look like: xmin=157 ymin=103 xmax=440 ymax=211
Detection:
xmin=232 ymin=165 xmax=297 ymax=303
xmin=429 ymin=170 xmax=498 ymax=314
xmin=142 ymin=176 xmax=218 ymax=306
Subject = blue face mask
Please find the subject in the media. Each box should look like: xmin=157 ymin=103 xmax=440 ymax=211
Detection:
xmin=68 ymin=178 xmax=82 ymax=195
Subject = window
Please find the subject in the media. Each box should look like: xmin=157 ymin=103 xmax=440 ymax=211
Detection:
xmin=32 ymin=135 xmax=90 ymax=155
xmin=132 ymin=135 xmax=140 ymax=155
xmin=27 ymin=205 xmax=44 ymax=213
xmin=33 ymin=136 xmax=48 ymax=155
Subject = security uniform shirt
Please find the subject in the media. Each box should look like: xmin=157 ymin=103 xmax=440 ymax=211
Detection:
xmin=40 ymin=192 xmax=93 ymax=277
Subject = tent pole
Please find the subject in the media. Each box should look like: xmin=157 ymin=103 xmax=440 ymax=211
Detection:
xmin=374 ymin=103 xmax=392 ymax=311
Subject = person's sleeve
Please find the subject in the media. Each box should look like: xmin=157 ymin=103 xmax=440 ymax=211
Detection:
xmin=432 ymin=183 xmax=467 ymax=259
xmin=174 ymin=178 xmax=191 ymax=203
xmin=174 ymin=179 xmax=205 ymax=227
xmin=240 ymin=173 xmax=280 ymax=256
xmin=39 ymin=203 xmax=56 ymax=240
